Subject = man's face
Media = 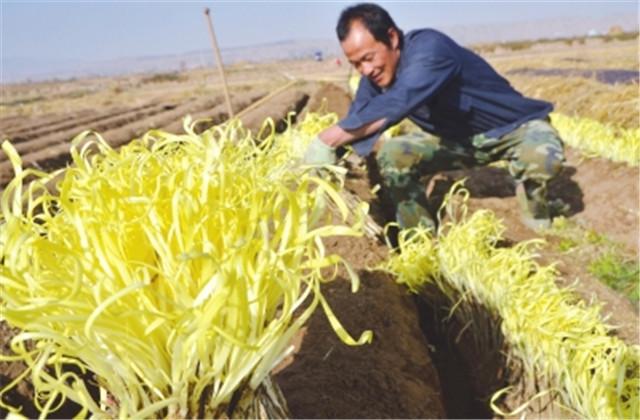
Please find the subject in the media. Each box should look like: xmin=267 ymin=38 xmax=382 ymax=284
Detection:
xmin=341 ymin=20 xmax=400 ymax=89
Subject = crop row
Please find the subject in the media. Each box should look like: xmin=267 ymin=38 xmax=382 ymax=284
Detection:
xmin=381 ymin=184 xmax=639 ymax=419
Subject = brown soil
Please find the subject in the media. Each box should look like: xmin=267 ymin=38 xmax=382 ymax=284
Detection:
xmin=1 ymin=109 xmax=99 ymax=139
xmin=2 ymin=101 xmax=181 ymax=158
xmin=5 ymin=103 xmax=173 ymax=146
xmin=2 ymin=103 xmax=153 ymax=142
xmin=0 ymin=323 xmax=36 ymax=418
xmin=274 ymin=234 xmax=446 ymax=419
xmin=0 ymin=109 xmax=96 ymax=135
xmin=238 ymin=82 xmax=314 ymax=134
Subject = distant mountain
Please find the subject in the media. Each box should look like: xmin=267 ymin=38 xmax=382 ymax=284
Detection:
xmin=2 ymin=13 xmax=636 ymax=84
xmin=2 ymin=56 xmax=93 ymax=83
xmin=2 ymin=39 xmax=343 ymax=84
xmin=178 ymin=38 xmax=343 ymax=69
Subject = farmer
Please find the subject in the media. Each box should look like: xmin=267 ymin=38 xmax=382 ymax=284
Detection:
xmin=303 ymin=2 xmax=565 ymax=231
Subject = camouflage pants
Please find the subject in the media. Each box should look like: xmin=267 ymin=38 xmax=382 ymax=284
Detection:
xmin=375 ymin=119 xmax=565 ymax=229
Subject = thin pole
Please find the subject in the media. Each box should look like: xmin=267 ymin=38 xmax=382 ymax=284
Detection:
xmin=204 ymin=7 xmax=234 ymax=118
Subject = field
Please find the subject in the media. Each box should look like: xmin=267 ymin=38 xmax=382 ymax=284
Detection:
xmin=0 ymin=35 xmax=638 ymax=418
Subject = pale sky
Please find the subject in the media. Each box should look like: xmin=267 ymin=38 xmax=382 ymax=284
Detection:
xmin=2 ymin=1 xmax=637 ymax=62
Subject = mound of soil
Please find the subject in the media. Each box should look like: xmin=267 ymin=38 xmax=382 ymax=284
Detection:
xmin=274 ymin=234 xmax=446 ymax=419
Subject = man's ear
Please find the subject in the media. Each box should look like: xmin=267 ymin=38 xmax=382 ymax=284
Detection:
xmin=388 ymin=28 xmax=400 ymax=50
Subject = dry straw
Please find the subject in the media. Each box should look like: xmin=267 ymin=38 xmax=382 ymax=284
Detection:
xmin=0 ymin=113 xmax=372 ymax=418
xmin=506 ymin=70 xmax=639 ymax=129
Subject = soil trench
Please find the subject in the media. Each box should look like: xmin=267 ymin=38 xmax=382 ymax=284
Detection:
xmin=270 ymin=82 xmax=489 ymax=418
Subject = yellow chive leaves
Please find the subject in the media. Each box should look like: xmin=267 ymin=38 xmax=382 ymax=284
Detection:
xmin=551 ymin=112 xmax=640 ymax=166
xmin=380 ymin=184 xmax=640 ymax=419
xmin=0 ymin=113 xmax=371 ymax=418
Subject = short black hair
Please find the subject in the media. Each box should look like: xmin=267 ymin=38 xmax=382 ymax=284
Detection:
xmin=336 ymin=3 xmax=404 ymax=49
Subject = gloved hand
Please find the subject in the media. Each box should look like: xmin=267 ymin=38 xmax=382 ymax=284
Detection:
xmin=303 ymin=136 xmax=337 ymax=165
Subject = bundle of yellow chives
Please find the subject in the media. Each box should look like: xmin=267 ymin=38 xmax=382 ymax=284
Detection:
xmin=551 ymin=112 xmax=640 ymax=166
xmin=380 ymin=184 xmax=639 ymax=419
xmin=0 ymin=113 xmax=372 ymax=418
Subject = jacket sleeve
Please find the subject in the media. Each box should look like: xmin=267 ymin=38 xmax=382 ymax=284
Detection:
xmin=340 ymin=76 xmax=379 ymax=130
xmin=334 ymin=77 xmax=382 ymax=155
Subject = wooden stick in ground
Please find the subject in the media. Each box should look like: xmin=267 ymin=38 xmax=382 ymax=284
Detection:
xmin=204 ymin=7 xmax=234 ymax=118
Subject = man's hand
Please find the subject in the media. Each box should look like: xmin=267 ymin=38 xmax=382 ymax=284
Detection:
xmin=302 ymin=118 xmax=386 ymax=166
xmin=303 ymin=136 xmax=337 ymax=165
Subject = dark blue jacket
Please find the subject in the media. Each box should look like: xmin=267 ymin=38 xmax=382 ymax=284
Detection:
xmin=339 ymin=29 xmax=553 ymax=156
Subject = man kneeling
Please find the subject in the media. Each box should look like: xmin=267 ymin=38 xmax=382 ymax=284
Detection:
xmin=304 ymin=2 xmax=564 ymax=231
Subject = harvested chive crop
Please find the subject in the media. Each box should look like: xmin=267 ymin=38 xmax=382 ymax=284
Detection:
xmin=0 ymin=113 xmax=372 ymax=418
xmin=551 ymin=112 xmax=640 ymax=166
xmin=380 ymin=184 xmax=640 ymax=419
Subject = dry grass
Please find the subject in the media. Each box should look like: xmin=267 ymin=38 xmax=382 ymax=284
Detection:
xmin=516 ymin=76 xmax=638 ymax=128
xmin=488 ymin=40 xmax=638 ymax=128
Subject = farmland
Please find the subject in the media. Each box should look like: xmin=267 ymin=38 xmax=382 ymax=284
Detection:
xmin=0 ymin=35 xmax=638 ymax=418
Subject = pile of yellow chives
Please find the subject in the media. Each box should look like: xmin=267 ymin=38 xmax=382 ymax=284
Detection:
xmin=551 ymin=112 xmax=640 ymax=166
xmin=380 ymin=184 xmax=639 ymax=419
xmin=0 ymin=113 xmax=372 ymax=418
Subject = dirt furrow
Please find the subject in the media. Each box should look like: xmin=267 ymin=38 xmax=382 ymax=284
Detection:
xmin=2 ymin=103 xmax=163 ymax=142
xmin=0 ymin=90 xmax=267 ymax=187
xmin=0 ymin=115 xmax=28 ymax=126
xmin=0 ymin=109 xmax=96 ymax=136
xmin=158 ymin=90 xmax=266 ymax=135
xmin=162 ymin=82 xmax=312 ymax=136
xmin=0 ymin=101 xmax=193 ymax=163
xmin=0 ymin=114 xmax=55 ymax=133
xmin=236 ymin=82 xmax=313 ymax=135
